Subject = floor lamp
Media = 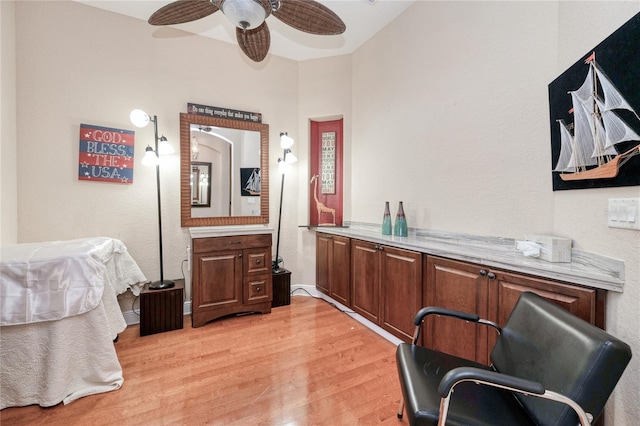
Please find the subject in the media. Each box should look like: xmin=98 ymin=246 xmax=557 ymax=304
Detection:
xmin=273 ymin=132 xmax=297 ymax=274
xmin=130 ymin=109 xmax=175 ymax=290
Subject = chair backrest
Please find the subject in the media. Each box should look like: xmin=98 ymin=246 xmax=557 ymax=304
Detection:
xmin=490 ymin=292 xmax=631 ymax=426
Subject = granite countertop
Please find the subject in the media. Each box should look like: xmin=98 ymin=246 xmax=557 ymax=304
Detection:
xmin=312 ymin=223 xmax=624 ymax=292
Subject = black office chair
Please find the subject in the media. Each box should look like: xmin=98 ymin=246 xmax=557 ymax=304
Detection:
xmin=396 ymin=292 xmax=632 ymax=426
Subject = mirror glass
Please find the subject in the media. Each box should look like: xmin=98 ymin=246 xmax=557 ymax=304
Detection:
xmin=180 ymin=113 xmax=269 ymax=227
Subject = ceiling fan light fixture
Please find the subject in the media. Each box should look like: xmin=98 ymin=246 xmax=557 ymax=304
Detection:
xmin=220 ymin=0 xmax=266 ymax=30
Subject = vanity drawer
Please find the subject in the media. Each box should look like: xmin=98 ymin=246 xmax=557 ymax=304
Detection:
xmin=244 ymin=248 xmax=271 ymax=275
xmin=245 ymin=274 xmax=271 ymax=304
xmin=193 ymin=234 xmax=271 ymax=254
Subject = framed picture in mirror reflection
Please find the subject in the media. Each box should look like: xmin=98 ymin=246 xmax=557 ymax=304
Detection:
xmin=191 ymin=162 xmax=211 ymax=208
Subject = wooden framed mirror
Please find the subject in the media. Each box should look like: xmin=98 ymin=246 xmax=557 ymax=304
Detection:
xmin=180 ymin=113 xmax=269 ymax=227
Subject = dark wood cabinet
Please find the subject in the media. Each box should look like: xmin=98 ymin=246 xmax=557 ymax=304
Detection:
xmin=380 ymin=245 xmax=422 ymax=341
xmin=315 ymin=233 xmax=607 ymax=353
xmin=350 ymin=239 xmax=380 ymax=323
xmin=316 ymin=232 xmax=350 ymax=306
xmin=140 ymin=279 xmax=184 ymax=336
xmin=424 ymin=255 xmax=605 ymax=365
xmin=350 ymin=239 xmax=422 ymax=341
xmin=488 ymin=269 xmax=604 ymax=360
xmin=192 ymin=234 xmax=272 ymax=328
xmin=424 ymin=256 xmax=493 ymax=363
xmin=272 ymin=269 xmax=291 ymax=307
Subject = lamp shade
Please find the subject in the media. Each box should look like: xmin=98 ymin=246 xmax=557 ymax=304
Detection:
xmin=130 ymin=109 xmax=151 ymax=128
xmin=141 ymin=146 xmax=160 ymax=166
xmin=280 ymin=133 xmax=294 ymax=149
xmin=285 ymin=151 xmax=297 ymax=164
xmin=221 ymin=0 xmax=266 ymax=30
xmin=158 ymin=136 xmax=175 ymax=155
xmin=278 ymin=158 xmax=290 ymax=174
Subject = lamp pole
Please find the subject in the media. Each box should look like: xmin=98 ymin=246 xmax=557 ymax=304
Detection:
xmin=273 ymin=149 xmax=288 ymax=274
xmin=149 ymin=116 xmax=173 ymax=290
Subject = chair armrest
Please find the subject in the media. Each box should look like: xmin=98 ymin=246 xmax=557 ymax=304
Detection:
xmin=413 ymin=307 xmax=479 ymax=325
xmin=411 ymin=307 xmax=501 ymax=344
xmin=437 ymin=367 xmax=593 ymax=426
xmin=438 ymin=367 xmax=545 ymax=396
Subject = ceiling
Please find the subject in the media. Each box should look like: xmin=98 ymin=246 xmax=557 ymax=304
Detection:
xmin=75 ymin=0 xmax=415 ymax=61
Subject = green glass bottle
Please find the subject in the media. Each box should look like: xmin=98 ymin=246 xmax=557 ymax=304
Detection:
xmin=394 ymin=201 xmax=408 ymax=237
xmin=382 ymin=201 xmax=392 ymax=235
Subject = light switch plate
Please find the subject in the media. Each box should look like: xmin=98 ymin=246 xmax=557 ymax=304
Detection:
xmin=608 ymin=198 xmax=640 ymax=230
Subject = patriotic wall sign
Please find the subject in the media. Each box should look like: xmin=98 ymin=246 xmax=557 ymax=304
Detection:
xmin=78 ymin=124 xmax=135 ymax=184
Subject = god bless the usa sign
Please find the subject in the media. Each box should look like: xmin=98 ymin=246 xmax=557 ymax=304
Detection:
xmin=78 ymin=124 xmax=135 ymax=184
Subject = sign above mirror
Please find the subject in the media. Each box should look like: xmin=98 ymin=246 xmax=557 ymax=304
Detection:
xmin=187 ymin=103 xmax=262 ymax=123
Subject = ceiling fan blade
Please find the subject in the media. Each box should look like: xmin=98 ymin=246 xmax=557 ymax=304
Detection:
xmin=149 ymin=0 xmax=219 ymax=26
xmin=236 ymin=22 xmax=271 ymax=62
xmin=273 ymin=0 xmax=346 ymax=35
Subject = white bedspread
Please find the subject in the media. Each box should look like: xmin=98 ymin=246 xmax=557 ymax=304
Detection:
xmin=0 ymin=237 xmax=147 ymax=409
xmin=1 ymin=237 xmax=146 ymax=325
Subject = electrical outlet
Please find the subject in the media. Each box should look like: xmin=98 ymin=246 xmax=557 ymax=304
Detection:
xmin=608 ymin=198 xmax=640 ymax=230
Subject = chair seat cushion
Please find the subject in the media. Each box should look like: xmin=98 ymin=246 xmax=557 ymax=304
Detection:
xmin=396 ymin=343 xmax=535 ymax=426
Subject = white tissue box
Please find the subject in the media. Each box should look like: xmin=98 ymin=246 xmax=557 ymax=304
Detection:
xmin=524 ymin=234 xmax=572 ymax=263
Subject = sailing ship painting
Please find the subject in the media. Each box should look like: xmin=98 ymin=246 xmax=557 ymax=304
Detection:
xmin=241 ymin=168 xmax=261 ymax=196
xmin=553 ymin=52 xmax=640 ymax=181
xmin=549 ymin=12 xmax=640 ymax=190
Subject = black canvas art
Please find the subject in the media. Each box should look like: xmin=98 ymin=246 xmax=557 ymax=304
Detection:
xmin=240 ymin=168 xmax=260 ymax=196
xmin=548 ymin=12 xmax=640 ymax=191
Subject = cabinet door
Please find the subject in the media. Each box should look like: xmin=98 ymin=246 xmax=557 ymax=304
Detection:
xmin=486 ymin=270 xmax=603 ymax=362
xmin=330 ymin=235 xmax=351 ymax=306
xmin=424 ymin=256 xmax=490 ymax=364
xmin=491 ymin=271 xmax=600 ymax=326
xmin=316 ymin=233 xmax=331 ymax=295
xmin=351 ymin=239 xmax=380 ymax=324
xmin=193 ymin=250 xmax=243 ymax=313
xmin=381 ymin=246 xmax=422 ymax=342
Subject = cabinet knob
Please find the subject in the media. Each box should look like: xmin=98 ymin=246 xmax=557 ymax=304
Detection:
xmin=238 ymin=253 xmax=243 ymax=258
xmin=479 ymin=269 xmax=487 ymax=276
xmin=256 ymin=287 xmax=261 ymax=292
xmin=487 ymin=272 xmax=496 ymax=280
xmin=256 ymin=259 xmax=261 ymax=264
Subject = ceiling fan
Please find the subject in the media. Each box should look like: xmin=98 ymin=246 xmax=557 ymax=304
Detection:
xmin=148 ymin=0 xmax=346 ymax=62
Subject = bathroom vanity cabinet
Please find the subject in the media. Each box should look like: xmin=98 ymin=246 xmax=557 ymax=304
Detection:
xmin=191 ymin=234 xmax=272 ymax=328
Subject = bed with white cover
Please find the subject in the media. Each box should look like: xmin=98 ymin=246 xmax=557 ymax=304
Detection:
xmin=0 ymin=237 xmax=146 ymax=409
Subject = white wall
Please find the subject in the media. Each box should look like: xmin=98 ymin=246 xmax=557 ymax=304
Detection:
xmin=1 ymin=0 xmax=18 ymax=245
xmin=343 ymin=1 xmax=639 ymax=423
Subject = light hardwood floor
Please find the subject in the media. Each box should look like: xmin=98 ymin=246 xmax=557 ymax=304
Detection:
xmin=1 ymin=296 xmax=404 ymax=425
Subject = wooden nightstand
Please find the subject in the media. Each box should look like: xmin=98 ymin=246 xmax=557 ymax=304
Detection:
xmin=272 ymin=269 xmax=291 ymax=307
xmin=140 ymin=279 xmax=184 ymax=336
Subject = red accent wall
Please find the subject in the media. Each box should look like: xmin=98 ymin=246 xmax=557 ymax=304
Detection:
xmin=309 ymin=119 xmax=344 ymax=226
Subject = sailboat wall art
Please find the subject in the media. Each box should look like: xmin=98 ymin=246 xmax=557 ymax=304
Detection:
xmin=240 ymin=168 xmax=261 ymax=196
xmin=548 ymin=12 xmax=640 ymax=191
